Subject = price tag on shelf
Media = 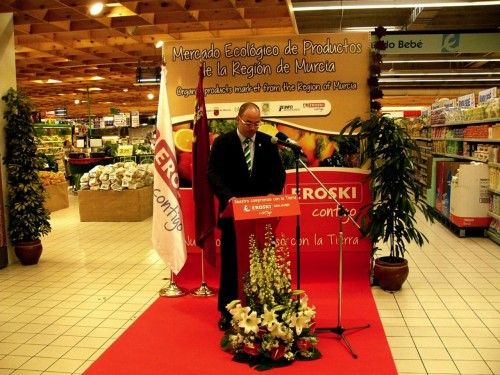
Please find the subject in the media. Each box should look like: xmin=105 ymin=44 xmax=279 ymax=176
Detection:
xmin=117 ymin=145 xmax=133 ymax=156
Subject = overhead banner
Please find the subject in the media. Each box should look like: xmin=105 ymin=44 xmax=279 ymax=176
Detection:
xmin=379 ymin=32 xmax=500 ymax=54
xmin=164 ymin=33 xmax=371 ymax=132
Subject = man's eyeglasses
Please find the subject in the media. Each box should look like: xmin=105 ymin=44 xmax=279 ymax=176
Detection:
xmin=239 ymin=117 xmax=261 ymax=127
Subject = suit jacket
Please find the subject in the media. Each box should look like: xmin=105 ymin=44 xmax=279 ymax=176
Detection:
xmin=207 ymin=130 xmax=286 ymax=218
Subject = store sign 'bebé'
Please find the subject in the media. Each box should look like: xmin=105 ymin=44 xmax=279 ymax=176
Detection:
xmin=164 ymin=33 xmax=370 ymax=133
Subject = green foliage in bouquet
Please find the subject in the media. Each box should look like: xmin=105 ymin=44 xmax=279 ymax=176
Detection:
xmin=220 ymin=226 xmax=321 ymax=370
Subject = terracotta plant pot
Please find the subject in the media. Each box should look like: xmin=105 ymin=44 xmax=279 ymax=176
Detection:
xmin=373 ymin=256 xmax=409 ymax=292
xmin=14 ymin=239 xmax=43 ymax=266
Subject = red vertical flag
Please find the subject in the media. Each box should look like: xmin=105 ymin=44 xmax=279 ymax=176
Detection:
xmin=192 ymin=64 xmax=217 ymax=266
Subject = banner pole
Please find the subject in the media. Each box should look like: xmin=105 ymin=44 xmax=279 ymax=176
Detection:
xmin=159 ymin=270 xmax=186 ymax=297
xmin=190 ymin=249 xmax=215 ymax=297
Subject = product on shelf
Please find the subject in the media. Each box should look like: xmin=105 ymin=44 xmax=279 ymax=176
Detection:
xmin=484 ymin=98 xmax=499 ymax=119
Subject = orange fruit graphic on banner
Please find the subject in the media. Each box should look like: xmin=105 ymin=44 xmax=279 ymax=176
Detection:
xmin=174 ymin=128 xmax=193 ymax=152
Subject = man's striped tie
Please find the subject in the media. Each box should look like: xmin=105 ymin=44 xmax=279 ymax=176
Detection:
xmin=243 ymin=138 xmax=252 ymax=173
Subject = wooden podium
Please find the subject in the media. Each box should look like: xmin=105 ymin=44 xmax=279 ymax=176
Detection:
xmin=221 ymin=194 xmax=300 ymax=301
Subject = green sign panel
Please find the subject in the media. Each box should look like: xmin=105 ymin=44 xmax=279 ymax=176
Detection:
xmin=375 ymin=32 xmax=500 ymax=54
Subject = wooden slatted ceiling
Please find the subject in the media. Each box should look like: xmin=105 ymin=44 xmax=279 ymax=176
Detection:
xmin=0 ymin=0 xmax=498 ymax=117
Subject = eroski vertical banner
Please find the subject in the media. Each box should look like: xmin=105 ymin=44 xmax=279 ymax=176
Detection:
xmin=152 ymin=65 xmax=187 ymax=274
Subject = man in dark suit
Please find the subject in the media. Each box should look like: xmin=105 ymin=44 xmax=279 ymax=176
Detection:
xmin=208 ymin=102 xmax=286 ymax=330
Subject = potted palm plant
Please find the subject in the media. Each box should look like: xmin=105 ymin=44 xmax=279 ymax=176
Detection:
xmin=2 ymin=88 xmax=51 ymax=265
xmin=341 ymin=113 xmax=435 ymax=291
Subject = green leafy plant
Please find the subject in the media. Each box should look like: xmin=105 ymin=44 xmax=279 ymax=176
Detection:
xmin=2 ymin=88 xmax=51 ymax=243
xmin=341 ymin=113 xmax=435 ymax=259
xmin=221 ymin=226 xmax=320 ymax=370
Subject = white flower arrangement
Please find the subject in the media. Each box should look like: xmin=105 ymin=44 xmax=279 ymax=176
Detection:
xmin=221 ymin=225 xmax=321 ymax=370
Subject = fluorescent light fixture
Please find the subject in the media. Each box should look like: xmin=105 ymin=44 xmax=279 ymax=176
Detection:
xmin=384 ymin=58 xmax=500 ymax=63
xmin=382 ymin=72 xmax=500 ymax=76
xmin=76 ymin=87 xmax=102 ymax=91
xmin=380 ymin=77 xmax=500 ymax=82
xmin=341 ymin=26 xmax=402 ymax=32
xmin=293 ymin=1 xmax=500 ymax=11
xmin=136 ymin=77 xmax=161 ymax=85
xmin=133 ymin=82 xmax=160 ymax=86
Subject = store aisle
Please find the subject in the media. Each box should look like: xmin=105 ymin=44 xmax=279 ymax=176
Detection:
xmin=0 ymin=195 xmax=498 ymax=375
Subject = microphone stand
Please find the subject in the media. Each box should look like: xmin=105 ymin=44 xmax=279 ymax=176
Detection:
xmin=293 ymin=149 xmax=301 ymax=289
xmin=297 ymin=158 xmax=370 ymax=359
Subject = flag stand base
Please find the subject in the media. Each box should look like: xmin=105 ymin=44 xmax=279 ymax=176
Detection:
xmin=159 ymin=280 xmax=186 ymax=297
xmin=190 ymin=282 xmax=215 ymax=297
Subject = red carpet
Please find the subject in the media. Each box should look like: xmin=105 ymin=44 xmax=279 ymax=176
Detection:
xmin=85 ymin=251 xmax=397 ymax=374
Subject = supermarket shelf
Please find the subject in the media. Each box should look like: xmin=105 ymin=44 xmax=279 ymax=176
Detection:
xmin=488 ymin=211 xmax=500 ymax=221
xmin=413 ymin=137 xmax=432 ymax=141
xmin=487 ymin=229 xmax=500 ymax=246
xmin=489 ymin=187 xmax=500 ymax=196
xmin=431 ymin=138 xmax=500 ymax=143
xmin=431 ymin=118 xmax=500 ymax=127
xmin=35 ymin=123 xmax=72 ymax=129
xmin=489 ymin=162 xmax=500 ymax=169
xmin=91 ymin=124 xmax=155 ymax=130
xmin=431 ymin=152 xmax=487 ymax=163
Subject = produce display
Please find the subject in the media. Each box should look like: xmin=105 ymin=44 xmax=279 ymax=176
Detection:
xmin=36 ymin=134 xmax=71 ymax=173
xmin=38 ymin=171 xmax=66 ymax=187
xmin=79 ymin=161 xmax=153 ymax=191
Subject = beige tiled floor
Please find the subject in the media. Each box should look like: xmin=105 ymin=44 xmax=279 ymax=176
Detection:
xmin=0 ymin=195 xmax=499 ymax=374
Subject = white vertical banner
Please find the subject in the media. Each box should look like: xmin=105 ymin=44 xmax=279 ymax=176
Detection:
xmin=152 ymin=65 xmax=187 ymax=274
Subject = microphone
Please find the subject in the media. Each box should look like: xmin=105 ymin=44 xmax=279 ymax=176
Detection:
xmin=270 ymin=134 xmax=305 ymax=155
xmin=275 ymin=132 xmax=300 ymax=146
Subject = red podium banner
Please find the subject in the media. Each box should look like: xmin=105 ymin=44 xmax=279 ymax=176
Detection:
xmin=223 ymin=194 xmax=300 ymax=221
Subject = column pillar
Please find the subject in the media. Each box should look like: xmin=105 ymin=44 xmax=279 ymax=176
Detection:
xmin=0 ymin=13 xmax=17 ymax=267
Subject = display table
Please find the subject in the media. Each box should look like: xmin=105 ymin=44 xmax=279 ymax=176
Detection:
xmin=43 ymin=182 xmax=69 ymax=212
xmin=78 ymin=186 xmax=153 ymax=222
xmin=68 ymin=157 xmax=114 ymax=190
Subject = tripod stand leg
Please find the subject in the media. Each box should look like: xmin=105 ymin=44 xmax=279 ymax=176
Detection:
xmin=316 ymin=323 xmax=370 ymax=359
xmin=339 ymin=333 xmax=358 ymax=359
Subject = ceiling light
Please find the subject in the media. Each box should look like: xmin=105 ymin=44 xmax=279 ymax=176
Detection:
xmin=90 ymin=76 xmax=105 ymax=81
xmin=293 ymin=1 xmax=500 ymax=11
xmin=123 ymin=88 xmax=129 ymax=92
xmin=147 ymin=93 xmax=155 ymax=100
xmin=89 ymin=2 xmax=104 ymax=16
xmin=76 ymin=87 xmax=102 ymax=91
xmin=155 ymin=41 xmax=164 ymax=49
xmin=32 ymin=79 xmax=62 ymax=84
xmin=74 ymin=99 xmax=80 ymax=105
